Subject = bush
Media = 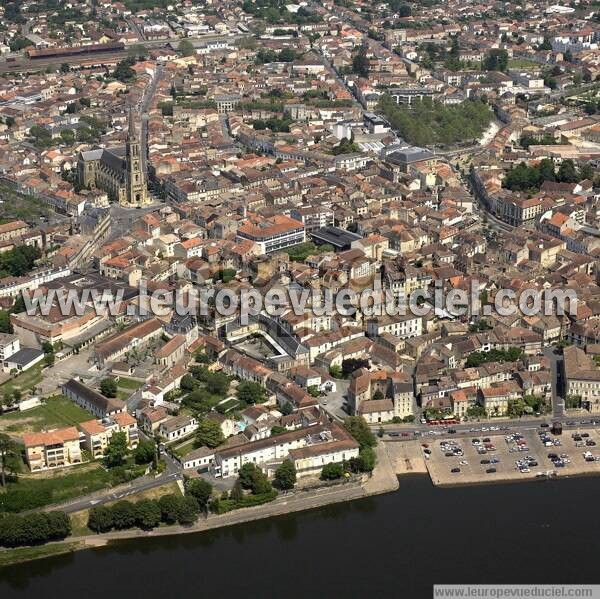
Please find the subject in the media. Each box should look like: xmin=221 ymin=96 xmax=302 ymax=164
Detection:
xmin=321 ymin=463 xmax=344 ymax=480
xmin=209 ymin=490 xmax=278 ymax=514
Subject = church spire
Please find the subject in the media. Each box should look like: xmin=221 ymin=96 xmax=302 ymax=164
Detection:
xmin=128 ymin=105 xmax=137 ymax=140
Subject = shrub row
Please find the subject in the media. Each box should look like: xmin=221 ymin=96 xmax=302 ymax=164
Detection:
xmin=209 ymin=490 xmax=278 ymax=515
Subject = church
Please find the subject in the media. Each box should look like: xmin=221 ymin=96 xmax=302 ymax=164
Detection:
xmin=77 ymin=109 xmax=150 ymax=207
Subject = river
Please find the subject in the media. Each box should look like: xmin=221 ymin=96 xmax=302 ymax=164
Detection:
xmin=1 ymin=474 xmax=599 ymax=598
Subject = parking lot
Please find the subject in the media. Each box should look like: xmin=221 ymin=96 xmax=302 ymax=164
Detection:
xmin=424 ymin=426 xmax=600 ymax=486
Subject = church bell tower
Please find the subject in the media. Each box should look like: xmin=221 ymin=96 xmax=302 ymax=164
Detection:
xmin=125 ymin=108 xmax=149 ymax=206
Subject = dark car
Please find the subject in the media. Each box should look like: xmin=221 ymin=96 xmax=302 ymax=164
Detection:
xmin=445 ymin=452 xmax=454 ymax=457
xmin=424 ymin=449 xmax=432 ymax=454
xmin=548 ymin=453 xmax=558 ymax=460
xmin=482 ymin=437 xmax=491 ymax=443
xmin=388 ymin=432 xmax=400 ymax=437
xmin=486 ymin=468 xmax=497 ymax=473
xmin=586 ymin=440 xmax=596 ymax=447
xmin=480 ymin=459 xmax=490 ymax=464
xmin=540 ymin=423 xmax=550 ymax=428
xmin=451 ymin=468 xmax=461 ymax=473
xmin=448 ymin=429 xmax=457 ymax=434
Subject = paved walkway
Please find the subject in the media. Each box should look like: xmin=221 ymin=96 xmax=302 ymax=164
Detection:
xmin=363 ymin=443 xmax=400 ymax=495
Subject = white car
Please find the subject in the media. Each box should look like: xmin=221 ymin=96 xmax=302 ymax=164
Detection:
xmin=459 ymin=460 xmax=468 ymax=466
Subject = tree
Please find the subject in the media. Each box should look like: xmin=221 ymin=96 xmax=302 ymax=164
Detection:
xmin=112 ymin=58 xmax=136 ymax=83
xmin=579 ymin=163 xmax=595 ymax=181
xmin=185 ymin=478 xmax=213 ymax=511
xmin=60 ymin=63 xmax=70 ymax=73
xmin=180 ymin=374 xmax=199 ymax=392
xmin=357 ymin=447 xmax=377 ymax=472
xmin=321 ymin=463 xmax=344 ymax=480
xmin=0 ymin=433 xmax=20 ymax=487
xmin=88 ymin=506 xmax=114 ymax=533
xmin=205 ymin=371 xmax=229 ymax=395
xmin=251 ymin=469 xmax=272 ymax=495
xmin=238 ymin=462 xmax=272 ymax=494
xmin=195 ymin=418 xmax=225 ymax=449
xmin=373 ymin=390 xmax=384 ymax=400
xmin=177 ymin=496 xmax=200 ymax=525
xmin=230 ymin=479 xmax=244 ymax=501
xmin=100 ymin=378 xmax=118 ymax=398
xmin=237 ymin=380 xmax=267 ymax=405
xmin=44 ymin=353 xmax=55 ymax=368
xmin=0 ymin=512 xmax=70 ymax=547
xmin=104 ymin=432 xmax=129 ymax=468
xmin=158 ymin=494 xmax=182 ymax=525
xmin=273 ymin=459 xmax=296 ymax=490
xmin=135 ymin=499 xmax=161 ymax=530
xmin=281 ymin=402 xmax=294 ymax=416
xmin=133 ymin=439 xmax=156 ymax=465
xmin=238 ymin=463 xmax=260 ymax=490
xmin=483 ymin=49 xmax=508 ymax=73
xmin=110 ymin=500 xmax=136 ymax=530
xmin=342 ymin=358 xmax=370 ymax=378
xmin=344 ymin=416 xmax=377 ymax=450
xmin=352 ymin=46 xmax=370 ymax=78
xmin=178 ymin=39 xmax=196 ymax=57
xmin=557 ymin=159 xmax=578 ymax=183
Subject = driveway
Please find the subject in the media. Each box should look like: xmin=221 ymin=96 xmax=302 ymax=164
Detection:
xmin=319 ymin=378 xmax=350 ymax=421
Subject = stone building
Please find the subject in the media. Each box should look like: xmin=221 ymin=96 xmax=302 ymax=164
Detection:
xmin=77 ymin=109 xmax=149 ymax=207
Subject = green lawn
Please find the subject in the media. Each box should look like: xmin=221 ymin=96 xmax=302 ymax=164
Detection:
xmin=173 ymin=438 xmax=198 ymax=457
xmin=116 ymin=377 xmax=144 ymax=390
xmin=0 ymin=395 xmax=92 ymax=434
xmin=0 ymin=461 xmax=147 ymax=513
xmin=508 ymin=58 xmax=539 ymax=70
xmin=0 ymin=364 xmax=44 ymax=396
xmin=0 ymin=541 xmax=84 ymax=567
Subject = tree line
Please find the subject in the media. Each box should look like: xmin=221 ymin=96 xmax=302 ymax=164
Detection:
xmin=0 ymin=511 xmax=71 ymax=548
xmin=378 ymin=96 xmax=492 ymax=147
xmin=503 ymin=159 xmax=596 ymax=193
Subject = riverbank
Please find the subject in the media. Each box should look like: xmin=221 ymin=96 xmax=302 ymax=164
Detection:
xmin=0 ymin=443 xmax=399 ymax=566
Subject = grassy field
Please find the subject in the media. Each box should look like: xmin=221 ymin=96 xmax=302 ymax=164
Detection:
xmin=0 ymin=395 xmax=92 ymax=434
xmin=0 ymin=460 xmax=146 ymax=513
xmin=508 ymin=58 xmax=540 ymax=70
xmin=0 ymin=541 xmax=84 ymax=568
xmin=0 ymin=464 xmax=113 ymax=512
xmin=116 ymin=377 xmax=144 ymax=390
xmin=0 ymin=364 xmax=44 ymax=396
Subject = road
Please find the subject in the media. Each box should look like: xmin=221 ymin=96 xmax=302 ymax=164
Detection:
xmin=57 ymin=471 xmax=182 ymax=514
xmin=53 ymin=434 xmax=182 ymax=514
